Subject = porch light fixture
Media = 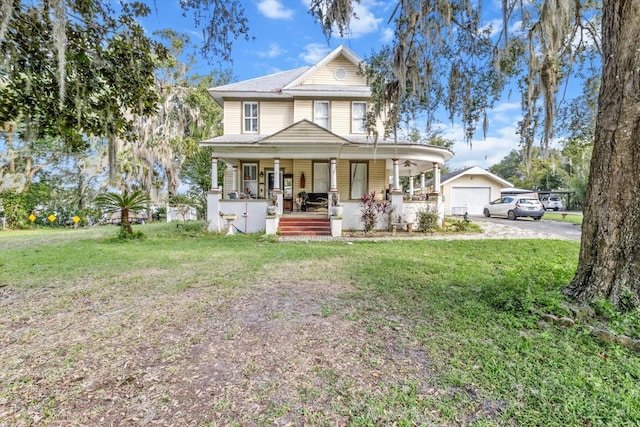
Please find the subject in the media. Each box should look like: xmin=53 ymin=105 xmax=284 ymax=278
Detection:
xmin=260 ymin=171 xmax=264 ymax=177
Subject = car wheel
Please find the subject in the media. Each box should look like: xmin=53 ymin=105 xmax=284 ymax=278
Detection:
xmin=533 ymin=216 xmax=542 ymax=221
xmin=483 ymin=208 xmax=490 ymax=218
xmin=507 ymin=210 xmax=517 ymax=220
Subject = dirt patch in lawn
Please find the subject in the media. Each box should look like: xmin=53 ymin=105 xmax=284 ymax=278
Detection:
xmin=0 ymin=260 xmax=494 ymax=426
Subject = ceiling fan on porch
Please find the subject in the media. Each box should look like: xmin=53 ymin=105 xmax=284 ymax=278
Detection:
xmin=402 ymin=160 xmax=417 ymax=167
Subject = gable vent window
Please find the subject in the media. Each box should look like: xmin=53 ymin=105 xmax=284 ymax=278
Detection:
xmin=334 ymin=68 xmax=347 ymax=80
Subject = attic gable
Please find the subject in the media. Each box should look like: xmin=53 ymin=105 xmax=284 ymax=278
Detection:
xmin=283 ymin=45 xmax=366 ymax=90
xmin=207 ymin=45 xmax=370 ymax=104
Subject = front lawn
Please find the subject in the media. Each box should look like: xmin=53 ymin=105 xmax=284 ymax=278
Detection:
xmin=0 ymin=224 xmax=637 ymax=426
xmin=543 ymin=211 xmax=584 ymax=225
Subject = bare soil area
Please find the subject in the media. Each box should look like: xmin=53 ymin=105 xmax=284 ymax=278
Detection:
xmin=0 ymin=263 xmax=456 ymax=426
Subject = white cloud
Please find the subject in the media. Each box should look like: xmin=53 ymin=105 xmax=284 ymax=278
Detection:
xmin=481 ymin=18 xmax=502 ymax=38
xmin=257 ymin=43 xmax=286 ymax=58
xmin=346 ymin=2 xmax=383 ymax=38
xmin=300 ymin=43 xmax=331 ymax=64
xmin=486 ymin=101 xmax=521 ymax=124
xmin=439 ymin=120 xmax=521 ymax=171
xmin=257 ymin=0 xmax=294 ymax=20
xmin=303 ymin=0 xmax=382 ymax=39
xmin=380 ymin=27 xmax=394 ymax=43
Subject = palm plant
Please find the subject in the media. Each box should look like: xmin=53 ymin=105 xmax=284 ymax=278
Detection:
xmin=95 ymin=190 xmax=150 ymax=235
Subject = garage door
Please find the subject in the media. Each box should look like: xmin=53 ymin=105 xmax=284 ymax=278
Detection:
xmin=450 ymin=187 xmax=491 ymax=215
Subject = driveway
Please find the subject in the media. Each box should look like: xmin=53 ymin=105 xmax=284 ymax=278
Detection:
xmin=281 ymin=216 xmax=581 ymax=242
xmin=474 ymin=216 xmax=582 ymax=241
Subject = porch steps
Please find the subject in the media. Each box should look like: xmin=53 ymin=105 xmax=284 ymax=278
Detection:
xmin=278 ymin=217 xmax=331 ymax=236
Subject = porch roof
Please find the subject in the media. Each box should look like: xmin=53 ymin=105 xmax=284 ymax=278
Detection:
xmin=201 ymin=121 xmax=453 ymax=175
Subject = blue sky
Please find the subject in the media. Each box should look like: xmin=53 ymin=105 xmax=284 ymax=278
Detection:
xmin=142 ymin=0 xmax=546 ymax=171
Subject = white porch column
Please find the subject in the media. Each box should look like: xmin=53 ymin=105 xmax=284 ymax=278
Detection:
xmin=231 ymin=166 xmax=238 ymax=192
xmin=409 ymin=175 xmax=414 ymax=196
xmin=392 ymin=159 xmax=401 ymax=192
xmin=211 ymin=156 xmax=219 ymax=190
xmin=433 ymin=162 xmax=441 ymax=193
xmin=420 ymin=172 xmax=425 ymax=194
xmin=207 ymin=155 xmax=223 ymax=232
xmin=330 ymin=158 xmax=338 ymax=192
xmin=273 ymin=158 xmax=283 ymax=214
xmin=274 ymin=158 xmax=281 ymax=191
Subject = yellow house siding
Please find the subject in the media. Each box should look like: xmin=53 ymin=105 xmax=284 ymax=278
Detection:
xmin=294 ymin=160 xmax=313 ymax=194
xmin=224 ymin=101 xmax=241 ymax=135
xmin=375 ymin=111 xmax=387 ymax=137
xmin=260 ymin=101 xmax=294 ymax=134
xmin=294 ymin=99 xmax=313 ymax=122
xmin=336 ymin=161 xmax=350 ymax=198
xmin=331 ymin=101 xmax=351 ymax=134
xmin=368 ymin=161 xmax=387 ymax=197
xmin=303 ymin=57 xmax=366 ymax=86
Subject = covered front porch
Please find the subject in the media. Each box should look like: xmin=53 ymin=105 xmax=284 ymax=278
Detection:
xmin=202 ymin=121 xmax=452 ymax=235
xmin=207 ymin=162 xmax=445 ymax=236
xmin=211 ymin=196 xmax=443 ymax=236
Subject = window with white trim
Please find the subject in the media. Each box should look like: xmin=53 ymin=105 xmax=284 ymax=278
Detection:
xmin=352 ymin=102 xmax=367 ymax=133
xmin=313 ymin=162 xmax=329 ymax=193
xmin=351 ymin=162 xmax=368 ymax=199
xmin=242 ymin=163 xmax=258 ymax=197
xmin=243 ymin=102 xmax=258 ymax=133
xmin=314 ymin=101 xmax=330 ymax=129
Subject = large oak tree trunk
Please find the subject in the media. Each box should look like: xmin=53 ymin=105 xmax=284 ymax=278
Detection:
xmin=564 ymin=0 xmax=640 ymax=310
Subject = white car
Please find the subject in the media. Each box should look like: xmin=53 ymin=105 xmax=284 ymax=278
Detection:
xmin=483 ymin=196 xmax=545 ymax=220
xmin=540 ymin=195 xmax=565 ymax=211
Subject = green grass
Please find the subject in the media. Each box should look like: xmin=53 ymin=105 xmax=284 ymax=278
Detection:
xmin=543 ymin=211 xmax=584 ymax=225
xmin=0 ymin=223 xmax=638 ymax=426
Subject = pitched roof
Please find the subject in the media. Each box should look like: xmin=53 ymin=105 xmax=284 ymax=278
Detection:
xmin=200 ymin=119 xmax=354 ymax=145
xmin=207 ymin=67 xmax=309 ymax=105
xmin=260 ymin=119 xmax=352 ymax=145
xmin=207 ymin=45 xmax=368 ymax=105
xmin=425 ymin=166 xmax=514 ymax=188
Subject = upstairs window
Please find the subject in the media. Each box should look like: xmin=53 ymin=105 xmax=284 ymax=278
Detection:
xmin=352 ymin=102 xmax=367 ymax=133
xmin=243 ymin=102 xmax=258 ymax=133
xmin=314 ymin=101 xmax=330 ymax=130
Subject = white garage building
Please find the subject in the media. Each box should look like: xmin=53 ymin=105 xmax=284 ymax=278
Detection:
xmin=427 ymin=166 xmax=513 ymax=216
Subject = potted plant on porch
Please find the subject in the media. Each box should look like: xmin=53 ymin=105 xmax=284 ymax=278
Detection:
xmin=330 ymin=192 xmax=343 ymax=216
xmin=266 ymin=193 xmax=278 ymax=216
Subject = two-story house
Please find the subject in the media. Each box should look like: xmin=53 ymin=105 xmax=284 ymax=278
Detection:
xmin=201 ymin=45 xmax=453 ymax=235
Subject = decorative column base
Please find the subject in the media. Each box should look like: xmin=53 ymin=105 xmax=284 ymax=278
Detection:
xmin=330 ymin=216 xmax=342 ymax=237
xmin=206 ymin=190 xmax=223 ymax=232
xmin=265 ymin=215 xmax=279 ymax=235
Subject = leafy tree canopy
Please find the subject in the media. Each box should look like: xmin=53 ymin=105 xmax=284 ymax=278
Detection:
xmin=0 ymin=0 xmax=248 ymax=174
xmin=310 ymin=0 xmax=600 ymax=158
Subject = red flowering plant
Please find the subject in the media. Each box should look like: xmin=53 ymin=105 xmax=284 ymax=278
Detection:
xmin=360 ymin=191 xmax=390 ymax=232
